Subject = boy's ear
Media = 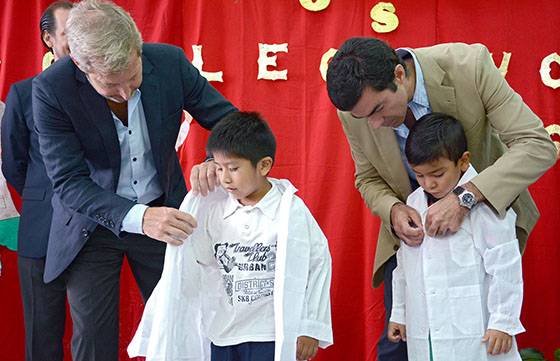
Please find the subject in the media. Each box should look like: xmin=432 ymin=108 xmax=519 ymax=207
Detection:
xmin=258 ymin=157 xmax=273 ymax=176
xmin=458 ymin=151 xmax=470 ymax=172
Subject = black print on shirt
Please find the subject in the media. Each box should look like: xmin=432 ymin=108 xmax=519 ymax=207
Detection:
xmin=214 ymin=243 xmax=237 ymax=273
xmin=214 ymin=241 xmax=277 ymax=304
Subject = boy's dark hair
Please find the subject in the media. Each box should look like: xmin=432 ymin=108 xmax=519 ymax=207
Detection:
xmin=207 ymin=111 xmax=276 ymax=167
xmin=40 ymin=1 xmax=74 ymax=49
xmin=326 ymin=37 xmax=405 ymax=111
xmin=405 ymin=112 xmax=468 ymax=166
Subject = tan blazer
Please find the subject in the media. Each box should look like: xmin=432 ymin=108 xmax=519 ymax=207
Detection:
xmin=338 ymin=43 xmax=557 ymax=287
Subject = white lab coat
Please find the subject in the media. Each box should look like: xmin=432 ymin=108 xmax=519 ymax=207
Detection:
xmin=390 ymin=165 xmax=524 ymax=361
xmin=128 ymin=178 xmax=333 ymax=361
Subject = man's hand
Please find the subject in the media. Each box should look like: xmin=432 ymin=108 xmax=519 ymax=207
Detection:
xmin=388 ymin=321 xmax=407 ymax=343
xmin=296 ymin=336 xmax=319 ymax=360
xmin=142 ymin=207 xmax=197 ymax=245
xmin=482 ymin=329 xmax=513 ymax=355
xmin=424 ymin=192 xmax=469 ymax=237
xmin=390 ymin=203 xmax=424 ymax=246
xmin=189 ymin=160 xmax=219 ymax=196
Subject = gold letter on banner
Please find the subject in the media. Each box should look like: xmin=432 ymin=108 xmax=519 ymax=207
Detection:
xmin=370 ymin=2 xmax=399 ymax=33
xmin=490 ymin=51 xmax=512 ymax=78
xmin=191 ymin=45 xmax=223 ymax=82
xmin=546 ymin=124 xmax=560 ymax=160
xmin=498 ymin=52 xmax=511 ymax=78
xmin=257 ymin=43 xmax=288 ymax=81
xmin=320 ymin=48 xmax=338 ymax=81
xmin=299 ymin=0 xmax=330 ymax=11
xmin=540 ymin=53 xmax=560 ymax=89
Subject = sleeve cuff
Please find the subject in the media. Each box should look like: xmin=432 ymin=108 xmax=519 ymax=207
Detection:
xmin=487 ymin=313 xmax=525 ymax=336
xmin=390 ymin=308 xmax=406 ymax=325
xmin=299 ymin=319 xmax=333 ymax=348
xmin=121 ymin=204 xmax=148 ymax=234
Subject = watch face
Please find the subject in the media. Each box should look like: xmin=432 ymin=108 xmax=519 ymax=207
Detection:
xmin=461 ymin=193 xmax=475 ymax=207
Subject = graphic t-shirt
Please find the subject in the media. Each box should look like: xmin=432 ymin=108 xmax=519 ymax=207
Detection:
xmin=203 ymin=185 xmax=281 ymax=346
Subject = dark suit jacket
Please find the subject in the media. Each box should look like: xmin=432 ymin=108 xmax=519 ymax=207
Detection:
xmin=1 ymin=77 xmax=54 ymax=258
xmin=33 ymin=43 xmax=237 ymax=282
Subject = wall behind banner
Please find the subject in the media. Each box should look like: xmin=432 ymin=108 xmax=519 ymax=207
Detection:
xmin=1 ymin=0 xmax=559 ymax=360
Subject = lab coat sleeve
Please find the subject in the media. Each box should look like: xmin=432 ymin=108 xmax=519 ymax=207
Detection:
xmin=389 ymin=247 xmax=406 ymax=325
xmin=295 ymin=199 xmax=334 ymax=348
xmin=471 ymin=206 xmax=525 ymax=336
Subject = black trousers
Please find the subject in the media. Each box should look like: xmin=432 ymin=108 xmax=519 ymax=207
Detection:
xmin=18 ymin=256 xmax=67 ymax=361
xmin=60 ymin=226 xmax=165 ymax=361
xmin=376 ymin=254 xmax=408 ymax=361
xmin=211 ymin=342 xmax=275 ymax=361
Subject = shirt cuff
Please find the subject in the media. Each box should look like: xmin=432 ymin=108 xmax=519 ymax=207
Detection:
xmin=121 ymin=204 xmax=148 ymax=234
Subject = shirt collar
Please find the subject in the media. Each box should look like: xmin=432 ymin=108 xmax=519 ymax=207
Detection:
xmin=222 ymin=181 xmax=281 ymax=220
xmin=128 ymin=89 xmax=142 ymax=114
xmin=396 ymin=48 xmax=430 ymax=109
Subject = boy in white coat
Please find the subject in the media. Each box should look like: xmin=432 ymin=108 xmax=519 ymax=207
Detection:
xmin=128 ymin=111 xmax=333 ymax=361
xmin=387 ymin=113 xmax=524 ymax=361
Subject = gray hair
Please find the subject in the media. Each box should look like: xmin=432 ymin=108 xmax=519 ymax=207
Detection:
xmin=66 ymin=0 xmax=143 ymax=75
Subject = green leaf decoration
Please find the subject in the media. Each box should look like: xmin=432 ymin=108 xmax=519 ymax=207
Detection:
xmin=520 ymin=348 xmax=546 ymax=361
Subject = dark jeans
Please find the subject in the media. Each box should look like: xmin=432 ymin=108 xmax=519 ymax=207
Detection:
xmin=18 ymin=256 xmax=67 ymax=361
xmin=211 ymin=342 xmax=275 ymax=361
xmin=61 ymin=226 xmax=165 ymax=361
xmin=377 ymin=254 xmax=408 ymax=361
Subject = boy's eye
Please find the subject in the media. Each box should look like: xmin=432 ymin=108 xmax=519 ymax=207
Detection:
xmin=229 ymin=167 xmax=238 ymax=172
xmin=216 ymin=167 xmax=223 ymax=172
xmin=433 ymin=173 xmax=444 ymax=178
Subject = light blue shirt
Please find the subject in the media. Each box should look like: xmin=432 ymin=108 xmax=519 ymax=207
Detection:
xmin=394 ymin=48 xmax=432 ymax=188
xmin=114 ymin=89 xmax=163 ymax=234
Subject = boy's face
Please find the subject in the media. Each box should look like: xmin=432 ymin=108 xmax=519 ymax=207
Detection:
xmin=213 ymin=152 xmax=272 ymax=206
xmin=411 ymin=152 xmax=470 ymax=200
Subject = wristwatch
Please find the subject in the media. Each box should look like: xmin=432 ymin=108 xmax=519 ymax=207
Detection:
xmin=453 ymin=186 xmax=477 ymax=210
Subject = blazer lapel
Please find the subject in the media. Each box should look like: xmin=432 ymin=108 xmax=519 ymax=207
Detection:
xmin=369 ymin=126 xmax=412 ymax=199
xmin=414 ymin=49 xmax=459 ymax=119
xmin=139 ymin=55 xmax=163 ymax=172
xmin=76 ymin=69 xmax=121 ymax=187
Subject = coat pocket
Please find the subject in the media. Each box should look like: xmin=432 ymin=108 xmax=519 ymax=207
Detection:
xmin=448 ymin=228 xmax=478 ymax=267
xmin=449 ymin=285 xmax=484 ymax=336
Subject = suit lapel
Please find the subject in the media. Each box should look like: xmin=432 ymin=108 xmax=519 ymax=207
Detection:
xmin=139 ymin=55 xmax=163 ymax=171
xmin=369 ymin=126 xmax=412 ymax=199
xmin=414 ymin=49 xmax=459 ymax=119
xmin=76 ymin=69 xmax=121 ymax=186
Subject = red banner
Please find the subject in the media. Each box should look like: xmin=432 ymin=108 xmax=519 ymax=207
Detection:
xmin=1 ymin=1 xmax=559 ymax=360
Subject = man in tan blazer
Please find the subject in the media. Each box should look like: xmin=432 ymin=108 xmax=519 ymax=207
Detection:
xmin=326 ymin=37 xmax=557 ymax=360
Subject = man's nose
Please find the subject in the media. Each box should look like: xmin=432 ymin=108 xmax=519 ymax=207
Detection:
xmin=118 ymin=85 xmax=134 ymax=101
xmin=367 ymin=114 xmax=384 ymax=129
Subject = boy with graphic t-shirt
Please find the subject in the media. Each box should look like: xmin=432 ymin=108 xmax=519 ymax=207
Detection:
xmin=199 ymin=111 xmax=333 ymax=361
xmin=127 ymin=112 xmax=332 ymax=361
xmin=387 ymin=113 xmax=524 ymax=361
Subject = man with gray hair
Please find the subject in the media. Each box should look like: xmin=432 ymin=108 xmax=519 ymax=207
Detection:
xmin=32 ymin=1 xmax=237 ymax=360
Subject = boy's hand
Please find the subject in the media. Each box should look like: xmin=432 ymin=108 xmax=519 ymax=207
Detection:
xmin=296 ymin=336 xmax=319 ymax=360
xmin=390 ymin=203 xmax=424 ymax=246
xmin=482 ymin=329 xmax=513 ymax=355
xmin=190 ymin=160 xmax=219 ymax=196
xmin=388 ymin=321 xmax=407 ymax=343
